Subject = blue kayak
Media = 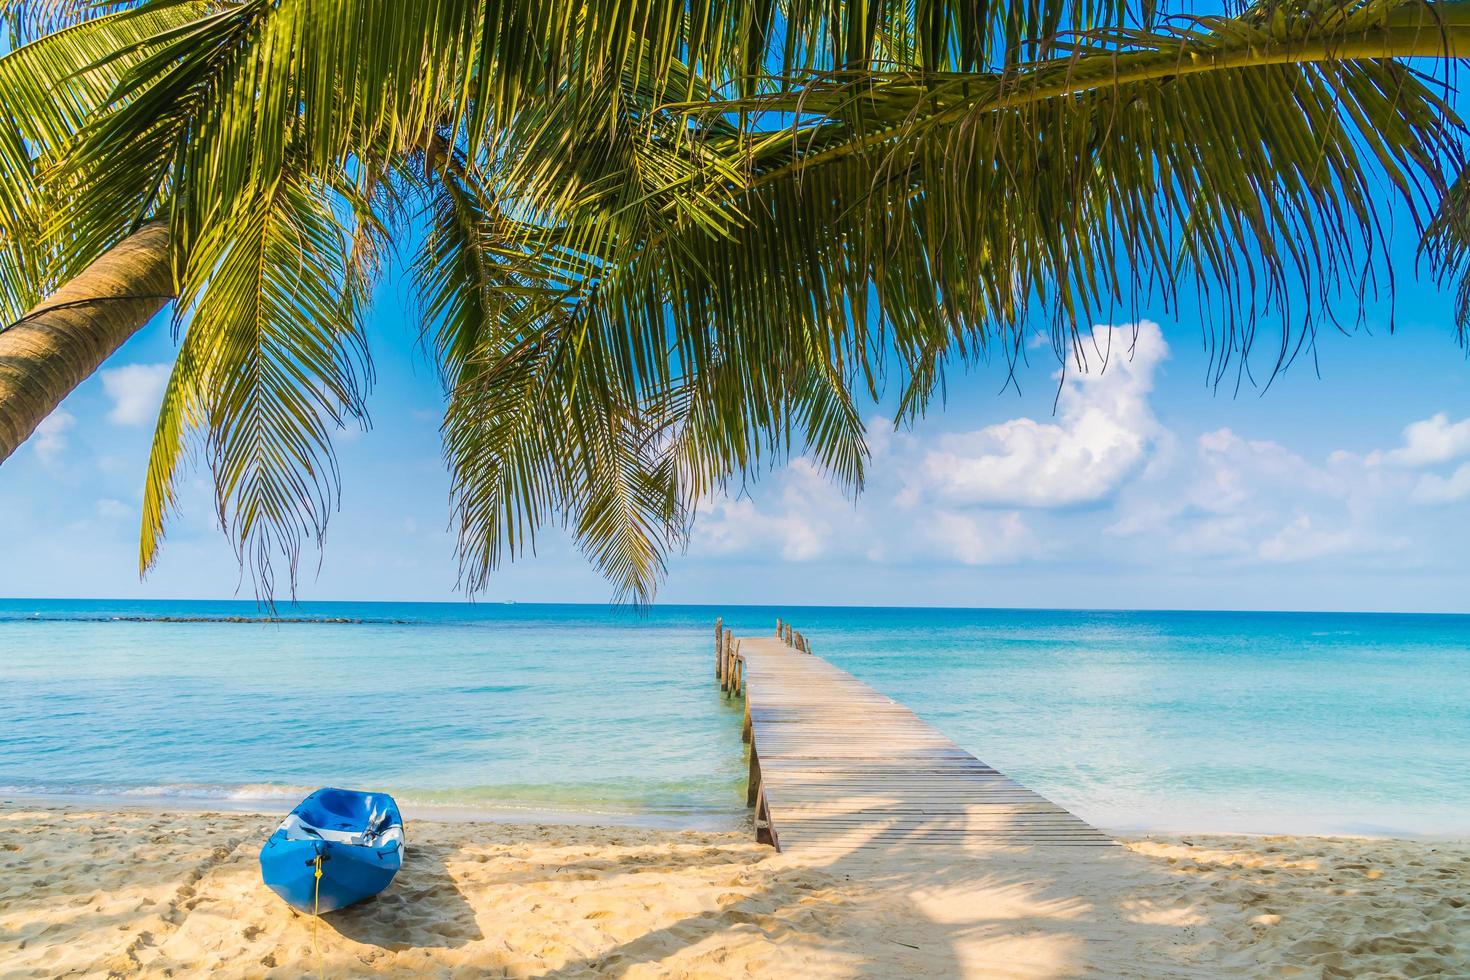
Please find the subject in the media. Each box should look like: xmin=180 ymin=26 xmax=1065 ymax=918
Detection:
xmin=259 ymin=788 xmax=404 ymax=913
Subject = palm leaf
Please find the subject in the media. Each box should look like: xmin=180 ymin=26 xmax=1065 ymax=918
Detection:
xmin=11 ymin=0 xmax=1470 ymax=604
xmin=140 ymin=170 xmax=371 ymax=597
xmin=0 ymin=2 xmax=201 ymax=319
xmin=710 ymin=0 xmax=1465 ymax=387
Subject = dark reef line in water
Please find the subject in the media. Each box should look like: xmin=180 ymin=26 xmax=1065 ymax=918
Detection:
xmin=7 ymin=614 xmax=415 ymax=625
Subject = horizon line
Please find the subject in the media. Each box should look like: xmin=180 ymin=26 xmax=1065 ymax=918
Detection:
xmin=2 ymin=596 xmax=1468 ymax=618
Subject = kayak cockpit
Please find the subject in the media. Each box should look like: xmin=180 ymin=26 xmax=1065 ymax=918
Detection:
xmin=278 ymin=788 xmax=404 ymax=850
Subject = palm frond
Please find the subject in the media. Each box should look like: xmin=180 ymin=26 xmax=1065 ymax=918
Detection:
xmin=418 ymin=155 xmax=683 ymax=601
xmin=140 ymin=170 xmax=371 ymax=598
xmin=414 ymin=48 xmax=887 ymax=600
xmin=437 ymin=319 xmax=684 ymax=604
xmin=713 ymin=0 xmax=1465 ymax=387
xmin=0 ymin=0 xmax=128 ymax=45
xmin=425 ymin=0 xmax=1470 ymax=601
xmin=1424 ymin=167 xmax=1470 ymax=344
xmin=0 ymin=2 xmax=200 ymax=319
xmin=12 ymin=0 xmax=1470 ymax=605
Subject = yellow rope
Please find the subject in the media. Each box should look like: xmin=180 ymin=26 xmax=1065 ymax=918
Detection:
xmin=311 ymin=853 xmax=325 ymax=980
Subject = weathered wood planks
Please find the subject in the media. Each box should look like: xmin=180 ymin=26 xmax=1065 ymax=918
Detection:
xmin=725 ymin=624 xmax=1113 ymax=854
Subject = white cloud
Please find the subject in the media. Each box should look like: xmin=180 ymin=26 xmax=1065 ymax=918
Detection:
xmin=100 ymin=362 xmax=171 ymax=426
xmin=1256 ymin=515 xmax=1404 ymax=563
xmin=693 ymin=322 xmax=1167 ymax=569
xmin=912 ymin=321 xmax=1166 ymax=508
xmin=692 ymin=459 xmax=852 ymax=562
xmin=32 ymin=409 xmax=75 ymax=466
xmin=684 ymin=320 xmax=1460 ymax=580
xmin=1374 ymin=412 xmax=1470 ymax=468
xmin=864 ymin=413 xmax=896 ymax=461
xmin=926 ymin=510 xmax=1039 ymax=565
xmin=1348 ymin=411 xmax=1470 ymax=507
xmin=698 ymin=497 xmax=829 ymax=561
xmin=1109 ymin=424 xmax=1404 ymax=564
xmin=1195 ymin=428 xmax=1344 ymax=504
xmin=1411 ymin=461 xmax=1470 ymax=505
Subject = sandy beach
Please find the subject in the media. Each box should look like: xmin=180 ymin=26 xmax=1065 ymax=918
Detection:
xmin=1 ymin=804 xmax=1465 ymax=978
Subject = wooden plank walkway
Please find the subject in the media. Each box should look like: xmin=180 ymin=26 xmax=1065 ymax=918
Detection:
xmin=715 ymin=619 xmax=1112 ymax=855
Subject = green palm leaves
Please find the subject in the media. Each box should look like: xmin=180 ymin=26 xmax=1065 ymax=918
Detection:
xmin=729 ymin=1 xmax=1464 ymax=377
xmin=0 ymin=2 xmax=201 ymax=317
xmin=142 ymin=173 xmax=371 ymax=595
xmin=3 ymin=0 xmax=1470 ymax=601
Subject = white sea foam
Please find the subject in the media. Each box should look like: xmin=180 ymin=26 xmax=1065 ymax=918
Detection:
xmin=0 ymin=782 xmax=312 ymax=801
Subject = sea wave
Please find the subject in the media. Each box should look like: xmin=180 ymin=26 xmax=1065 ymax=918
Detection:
xmin=0 ymin=779 xmax=746 ymax=811
xmin=0 ymin=781 xmax=750 ymax=829
xmin=0 ymin=782 xmax=314 ymax=801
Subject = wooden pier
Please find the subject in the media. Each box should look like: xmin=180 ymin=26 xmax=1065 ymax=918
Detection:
xmin=715 ymin=618 xmax=1112 ymax=855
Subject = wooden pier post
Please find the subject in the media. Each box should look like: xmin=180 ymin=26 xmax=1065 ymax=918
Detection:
xmin=714 ymin=617 xmax=723 ymax=677
xmin=754 ymin=793 xmax=775 ymax=847
xmin=723 ymin=629 xmax=733 ymax=689
xmin=746 ymin=747 xmax=761 ymax=807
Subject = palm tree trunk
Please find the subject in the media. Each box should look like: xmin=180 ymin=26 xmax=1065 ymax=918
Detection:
xmin=0 ymin=222 xmax=173 ymax=464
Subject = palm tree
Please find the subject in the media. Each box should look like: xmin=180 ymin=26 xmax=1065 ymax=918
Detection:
xmin=0 ymin=5 xmax=189 ymax=462
xmin=0 ymin=221 xmax=169 ymax=459
xmin=1 ymin=0 xmax=1468 ymax=601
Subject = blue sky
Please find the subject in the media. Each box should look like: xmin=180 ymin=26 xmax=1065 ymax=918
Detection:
xmin=4 ymin=250 xmax=1469 ymax=611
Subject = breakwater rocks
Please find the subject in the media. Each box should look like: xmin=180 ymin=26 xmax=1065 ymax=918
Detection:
xmin=115 ymin=617 xmax=411 ymax=625
xmin=108 ymin=615 xmax=414 ymax=624
xmin=10 ymin=614 xmax=413 ymax=625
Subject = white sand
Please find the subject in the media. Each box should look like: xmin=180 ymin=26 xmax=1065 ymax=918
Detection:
xmin=0 ymin=804 xmax=1465 ymax=977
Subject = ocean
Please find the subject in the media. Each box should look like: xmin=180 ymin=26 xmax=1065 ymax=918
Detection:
xmin=2 ymin=600 xmax=1466 ymax=836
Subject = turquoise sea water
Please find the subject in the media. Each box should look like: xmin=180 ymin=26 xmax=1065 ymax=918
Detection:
xmin=2 ymin=600 xmax=1467 ymax=836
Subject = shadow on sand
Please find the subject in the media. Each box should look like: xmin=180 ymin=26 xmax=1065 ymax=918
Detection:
xmin=323 ymin=840 xmax=483 ymax=950
xmin=519 ymin=825 xmax=1198 ymax=979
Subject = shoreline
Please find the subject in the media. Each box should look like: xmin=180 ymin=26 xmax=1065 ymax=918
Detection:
xmin=3 ymin=802 xmax=1466 ymax=977
xmin=4 ymin=789 xmax=1466 ymax=843
xmin=1084 ymin=811 xmax=1470 ymax=842
xmin=0 ymin=790 xmax=751 ymax=833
